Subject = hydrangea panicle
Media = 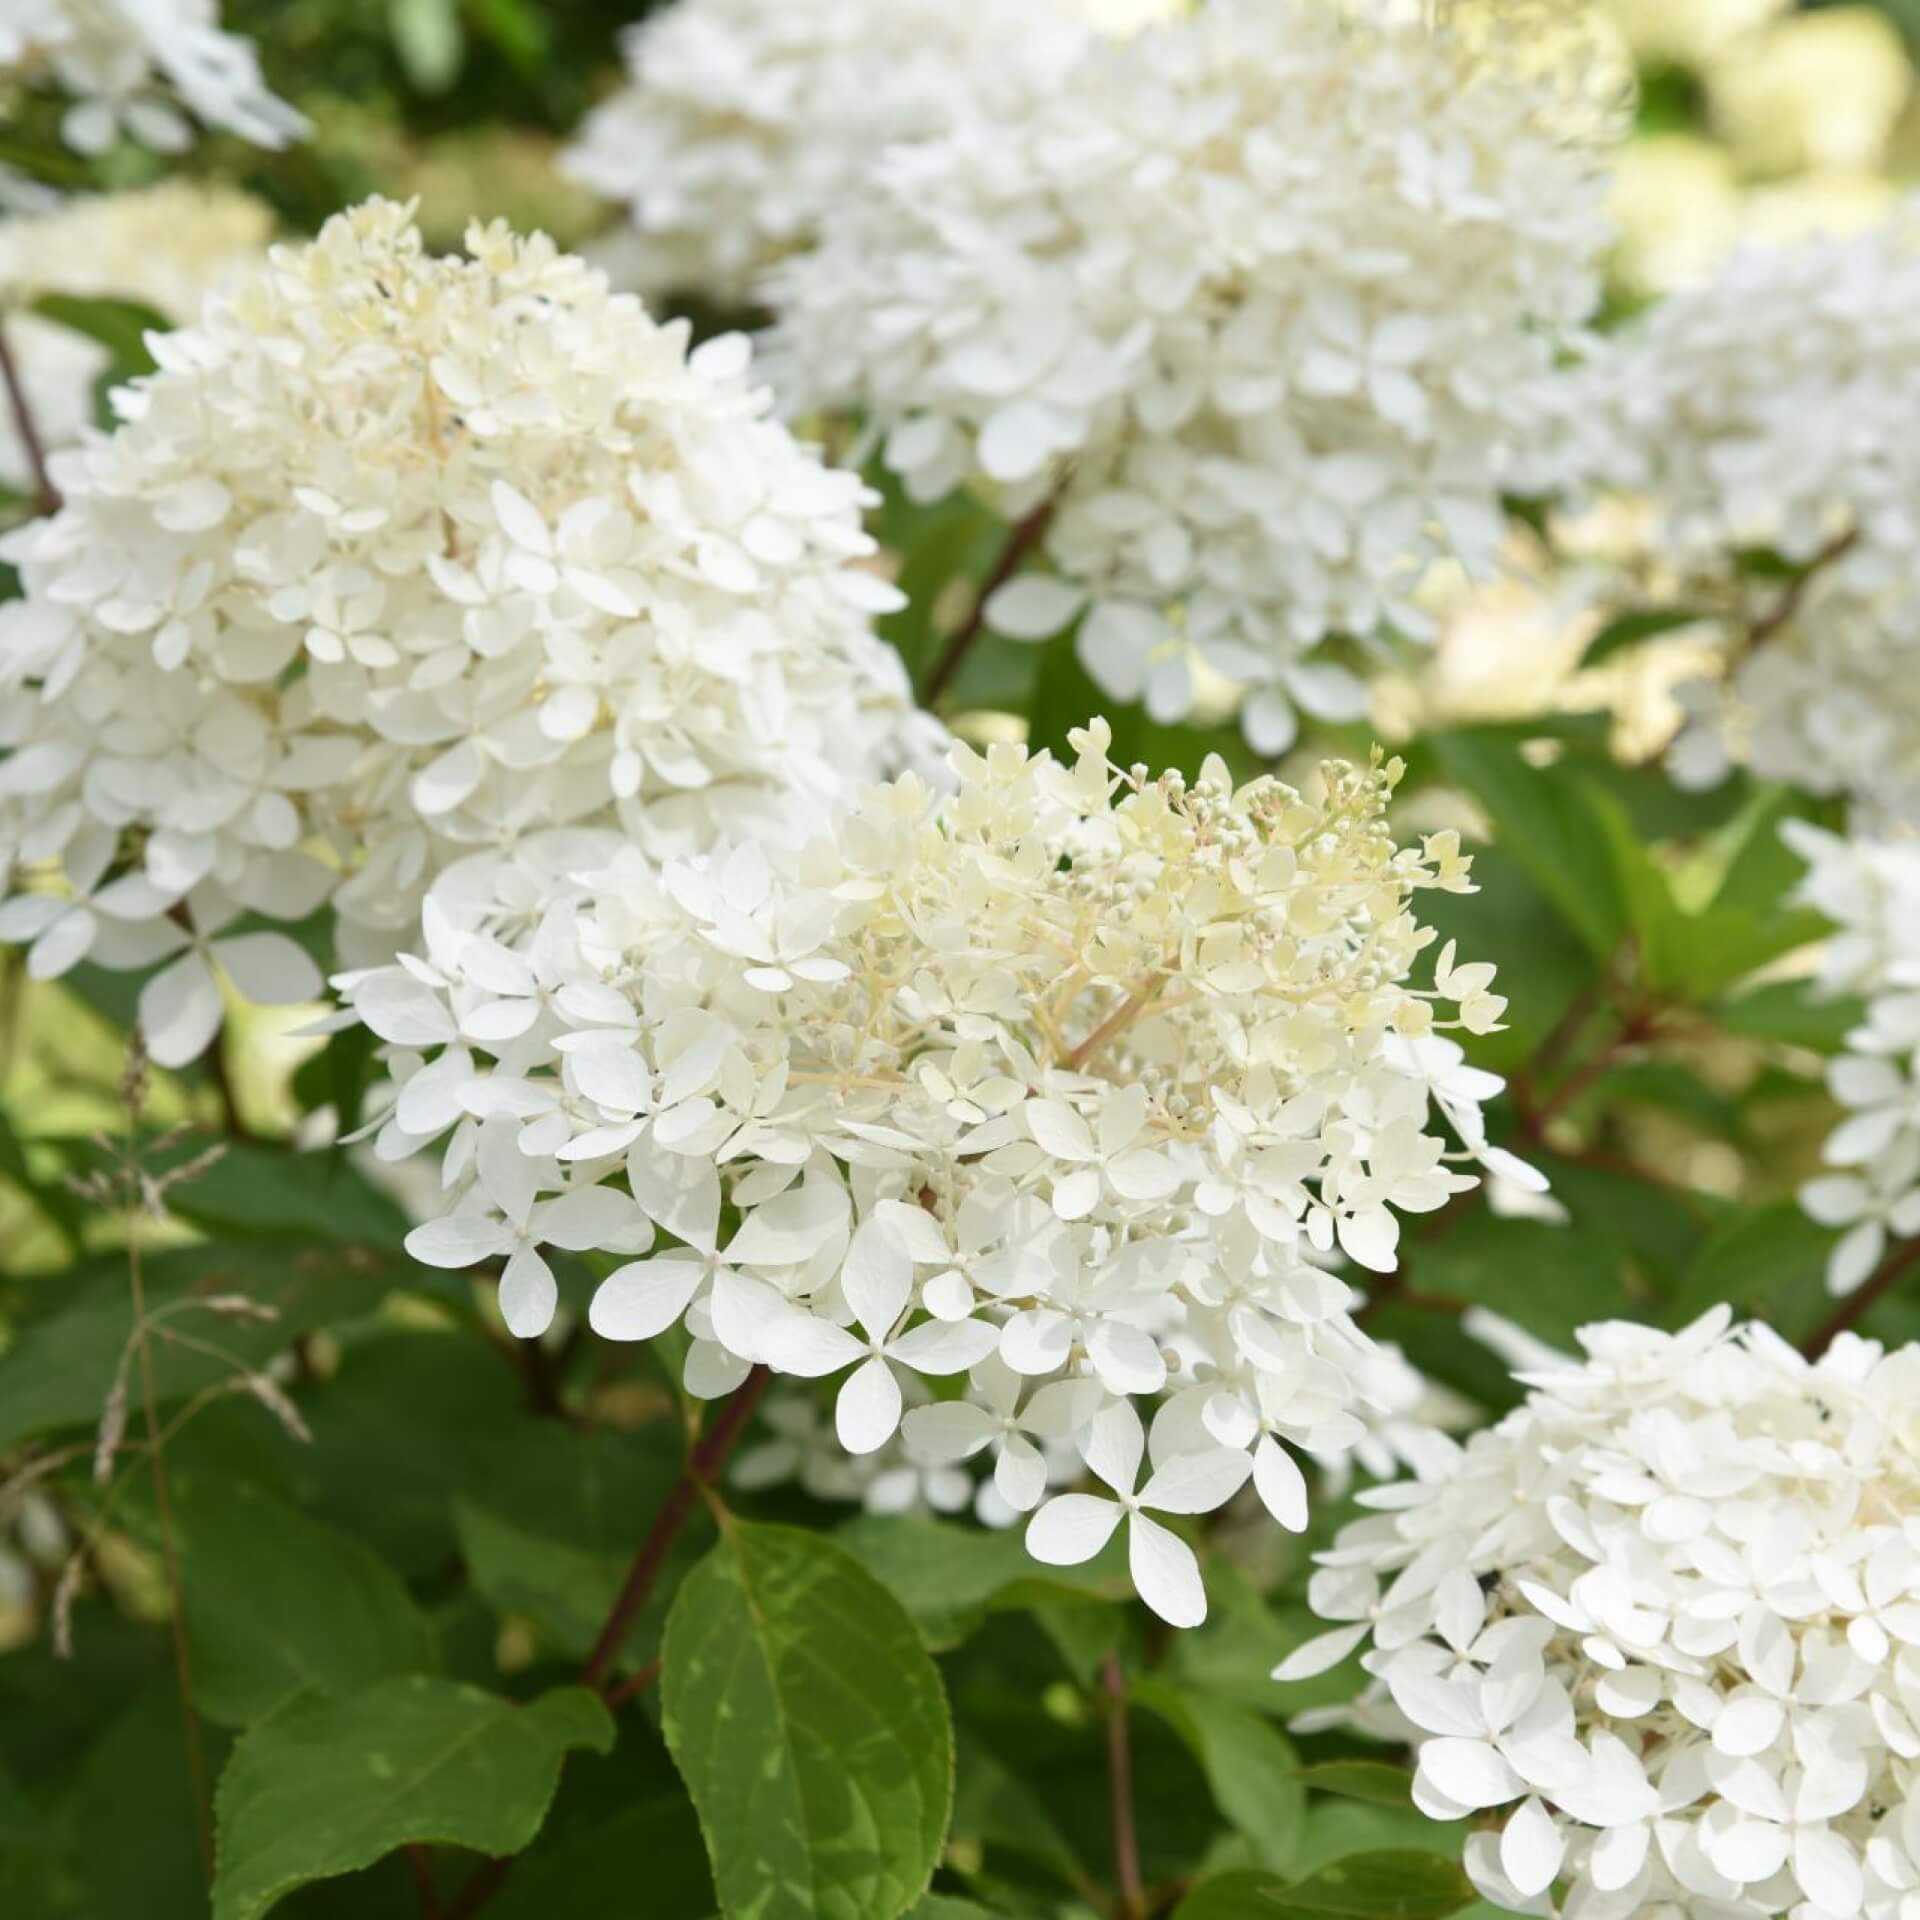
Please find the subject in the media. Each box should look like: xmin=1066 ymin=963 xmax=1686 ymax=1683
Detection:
xmin=763 ymin=0 xmax=1612 ymax=751
xmin=1289 ymin=1307 xmax=1920 ymax=1919
xmin=0 ymin=199 xmax=938 ymax=1064
xmin=345 ymin=723 xmax=1533 ymax=1625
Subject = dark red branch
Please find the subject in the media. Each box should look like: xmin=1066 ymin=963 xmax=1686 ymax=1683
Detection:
xmin=1102 ymin=1652 xmax=1145 ymax=1920
xmin=0 ymin=317 xmax=59 ymax=516
xmin=919 ymin=499 xmax=1058 ymax=708
xmin=1801 ymin=1238 xmax=1920 ymax=1361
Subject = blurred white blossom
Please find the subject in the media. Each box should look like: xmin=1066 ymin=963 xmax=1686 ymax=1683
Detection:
xmin=0 ymin=199 xmax=938 ymax=1064
xmin=1287 ymin=1307 xmax=1920 ymax=1920
xmin=1564 ymin=207 xmax=1920 ymax=821
xmin=764 ymin=0 xmax=1611 ymax=752
xmin=1790 ymin=823 xmax=1920 ymax=1297
xmin=0 ymin=0 xmax=306 ymax=154
xmin=562 ymin=0 xmax=1093 ymax=306
xmin=344 ymin=725 xmax=1530 ymax=1626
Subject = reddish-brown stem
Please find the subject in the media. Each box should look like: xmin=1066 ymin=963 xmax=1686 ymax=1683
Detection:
xmin=1746 ymin=527 xmax=1859 ymax=653
xmin=406 ymin=1844 xmax=442 ymax=1919
xmin=441 ymin=1859 xmax=510 ymax=1920
xmin=443 ymin=1366 xmax=770 ymax=1919
xmin=0 ymin=314 xmax=58 ymax=516
xmin=919 ymin=498 xmax=1058 ymax=708
xmin=602 ymin=1656 xmax=662 ymax=1709
xmin=578 ymin=1364 xmax=769 ymax=1690
xmin=1102 ymin=1652 xmax=1146 ymax=1920
xmin=1800 ymin=1238 xmax=1920 ymax=1361
xmin=1521 ymin=1007 xmax=1658 ymax=1136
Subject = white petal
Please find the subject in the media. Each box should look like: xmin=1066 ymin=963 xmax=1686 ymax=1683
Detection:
xmin=1272 ymin=1622 xmax=1369 ymax=1682
xmin=1417 ymin=1737 xmax=1523 ymax=1811
xmin=1025 ymin=1492 xmax=1123 ymax=1568
xmin=1087 ymin=1319 xmax=1167 ymax=1397
xmin=140 ymin=950 xmax=223 ymax=1067
xmin=1080 ymin=1401 xmax=1145 ymax=1499
xmin=984 ymin=575 xmax=1085 ymax=641
xmin=900 ymin=1400 xmax=997 ymax=1464
xmin=588 ymin=1255 xmax=703 ymax=1342
xmin=1500 ymin=1797 xmax=1564 ymax=1899
xmin=889 ymin=1316 xmax=1000 ymax=1376
xmin=836 ymin=1356 xmax=904 ymax=1455
xmin=405 ymin=1214 xmax=514 ymax=1268
xmin=1127 ymin=1512 xmax=1206 ymax=1628
xmin=841 ymin=1216 xmax=915 ymax=1341
xmin=1252 ymin=1435 xmax=1309 ymax=1532
xmin=1139 ymin=1446 xmax=1251 ymax=1516
xmin=994 ymin=1435 xmax=1049 ymax=1512
xmin=498 ymin=1246 xmax=558 ymax=1340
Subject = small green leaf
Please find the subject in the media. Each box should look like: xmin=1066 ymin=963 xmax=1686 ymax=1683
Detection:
xmin=661 ymin=1521 xmax=953 ymax=1920
xmin=835 ymin=1512 xmax=1125 ymax=1649
xmin=172 ymin=1482 xmax=435 ymax=1728
xmin=1133 ymin=1678 xmax=1305 ymax=1874
xmin=1713 ymin=980 xmax=1864 ymax=1052
xmin=211 ymin=1677 xmax=612 ymax=1920
xmin=452 ymin=1418 xmax=694 ymax=1669
xmin=388 ymin=0 xmax=464 ymax=92
xmin=1429 ymin=731 xmax=1624 ymax=958
xmin=1175 ymin=1851 xmax=1475 ymax=1920
xmin=31 ymin=294 xmax=166 ymax=375
xmin=1578 ymin=605 xmax=1709 ymax=666
xmin=1294 ymin=1761 xmax=1415 ymax=1809
xmin=1665 ymin=1201 xmax=1838 ymax=1335
xmin=1279 ymin=1851 xmax=1475 ymax=1916
xmin=157 ymin=1139 xmax=410 ymax=1246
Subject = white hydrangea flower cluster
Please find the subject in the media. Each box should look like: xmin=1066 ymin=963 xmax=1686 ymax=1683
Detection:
xmin=1565 ymin=209 xmax=1920 ymax=821
xmin=1789 ymin=824 xmax=1920 ymax=1298
xmin=763 ymin=0 xmax=1611 ymax=753
xmin=0 ymin=199 xmax=937 ymax=1066
xmin=1282 ymin=1307 xmax=1920 ymax=1920
xmin=561 ymin=0 xmax=1094 ymax=308
xmin=0 ymin=0 xmax=306 ymax=154
xmin=344 ymin=725 xmax=1530 ymax=1628
xmin=0 ymin=180 xmax=272 ymax=493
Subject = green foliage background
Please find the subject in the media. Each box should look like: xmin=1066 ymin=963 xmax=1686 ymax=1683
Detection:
xmin=1 ymin=4 xmax=1918 ymax=1920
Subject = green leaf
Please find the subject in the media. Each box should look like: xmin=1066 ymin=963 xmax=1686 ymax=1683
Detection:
xmin=69 ymin=1683 xmax=231 ymax=1920
xmin=156 ymin=1140 xmax=410 ymax=1246
xmin=1429 ymin=730 xmax=1624 ymax=958
xmin=1132 ymin=1679 xmax=1305 ymax=1874
xmin=1174 ymin=1852 xmax=1474 ymax=1920
xmin=0 ymin=1243 xmax=390 ymax=1450
xmin=173 ymin=1482 xmax=435 ymax=1728
xmin=1279 ymin=1852 xmax=1475 ymax=1916
xmin=1665 ymin=1201 xmax=1837 ymax=1335
xmin=661 ymin=1521 xmax=954 ymax=1920
xmin=834 ymin=1512 xmax=1125 ymax=1650
xmin=1294 ymin=1762 xmax=1414 ymax=1809
xmin=1578 ymin=606 xmax=1708 ymax=667
xmin=481 ymin=1797 xmax=715 ymax=1920
xmin=1714 ymin=980 xmax=1864 ymax=1052
xmin=388 ymin=0 xmax=464 ymax=92
xmin=31 ymin=294 xmax=166 ymax=376
xmin=211 ymin=1677 xmax=612 ymax=1920
xmin=452 ymin=1419 xmax=691 ymax=1667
